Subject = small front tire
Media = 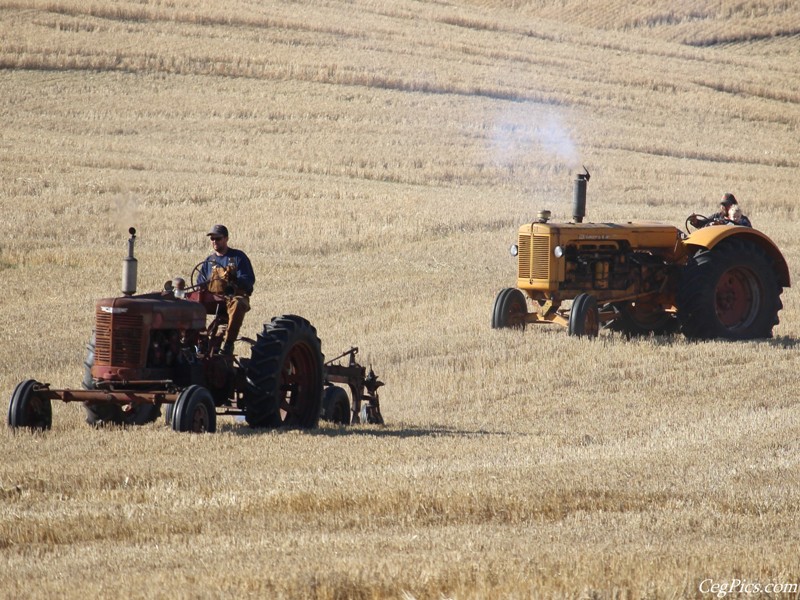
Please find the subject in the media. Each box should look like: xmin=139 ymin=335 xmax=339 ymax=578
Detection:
xmin=491 ymin=288 xmax=527 ymax=329
xmin=568 ymin=293 xmax=599 ymax=338
xmin=8 ymin=380 xmax=52 ymax=431
xmin=171 ymin=385 xmax=216 ymax=433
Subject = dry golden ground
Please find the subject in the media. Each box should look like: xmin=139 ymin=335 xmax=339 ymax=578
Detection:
xmin=1 ymin=1 xmax=800 ymax=598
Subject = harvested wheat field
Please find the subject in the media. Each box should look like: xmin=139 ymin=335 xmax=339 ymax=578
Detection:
xmin=2 ymin=1 xmax=800 ymax=598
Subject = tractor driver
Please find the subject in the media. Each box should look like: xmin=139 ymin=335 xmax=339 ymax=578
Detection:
xmin=715 ymin=193 xmax=738 ymax=221
xmin=197 ymin=224 xmax=256 ymax=356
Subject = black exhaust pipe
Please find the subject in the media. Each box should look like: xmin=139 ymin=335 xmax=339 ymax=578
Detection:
xmin=572 ymin=168 xmax=590 ymax=223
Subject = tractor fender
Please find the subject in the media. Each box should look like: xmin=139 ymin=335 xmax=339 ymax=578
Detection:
xmin=684 ymin=226 xmax=790 ymax=287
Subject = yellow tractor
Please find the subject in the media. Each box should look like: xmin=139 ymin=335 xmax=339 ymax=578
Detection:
xmin=492 ymin=171 xmax=790 ymax=339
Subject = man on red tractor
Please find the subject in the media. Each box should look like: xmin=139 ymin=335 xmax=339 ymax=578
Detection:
xmin=196 ymin=224 xmax=256 ymax=355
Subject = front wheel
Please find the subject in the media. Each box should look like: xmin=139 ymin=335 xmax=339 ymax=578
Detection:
xmin=8 ymin=380 xmax=52 ymax=430
xmin=171 ymin=385 xmax=216 ymax=433
xmin=491 ymin=288 xmax=527 ymax=329
xmin=568 ymin=293 xmax=599 ymax=338
xmin=677 ymin=239 xmax=782 ymax=340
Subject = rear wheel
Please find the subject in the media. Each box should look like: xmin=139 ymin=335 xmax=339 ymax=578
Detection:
xmin=491 ymin=288 xmax=527 ymax=329
xmin=322 ymin=386 xmax=350 ymax=425
xmin=171 ymin=385 xmax=216 ymax=433
xmin=568 ymin=293 xmax=599 ymax=338
xmin=8 ymin=380 xmax=52 ymax=430
xmin=677 ymin=239 xmax=782 ymax=339
xmin=244 ymin=315 xmax=324 ymax=429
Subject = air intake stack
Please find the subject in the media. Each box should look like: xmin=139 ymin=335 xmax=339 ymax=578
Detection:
xmin=122 ymin=227 xmax=138 ymax=296
xmin=572 ymin=168 xmax=590 ymax=223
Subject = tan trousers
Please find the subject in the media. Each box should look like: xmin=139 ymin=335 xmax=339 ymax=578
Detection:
xmin=224 ymin=295 xmax=250 ymax=345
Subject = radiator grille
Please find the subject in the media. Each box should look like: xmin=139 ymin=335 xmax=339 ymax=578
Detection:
xmin=517 ymin=234 xmax=531 ymax=279
xmin=95 ymin=311 xmax=143 ymax=367
xmin=531 ymin=235 xmax=550 ymax=280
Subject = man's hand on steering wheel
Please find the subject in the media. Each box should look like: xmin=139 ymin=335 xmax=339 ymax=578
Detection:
xmin=686 ymin=213 xmax=735 ymax=232
xmin=686 ymin=213 xmax=705 ymax=231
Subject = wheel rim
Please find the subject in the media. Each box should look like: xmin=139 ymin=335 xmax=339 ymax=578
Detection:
xmin=16 ymin=386 xmax=50 ymax=429
xmin=505 ymin=296 xmax=526 ymax=327
xmin=190 ymin=403 xmax=210 ymax=432
xmin=28 ymin=398 xmax=48 ymax=428
xmin=584 ymin=306 xmax=599 ymax=336
xmin=279 ymin=342 xmax=318 ymax=424
xmin=715 ymin=266 xmax=760 ymax=328
xmin=334 ymin=399 xmax=348 ymax=424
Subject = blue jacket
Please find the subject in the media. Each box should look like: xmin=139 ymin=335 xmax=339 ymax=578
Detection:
xmin=197 ymin=248 xmax=255 ymax=295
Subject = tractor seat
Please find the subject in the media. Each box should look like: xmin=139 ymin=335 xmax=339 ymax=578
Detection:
xmin=185 ymin=289 xmax=228 ymax=317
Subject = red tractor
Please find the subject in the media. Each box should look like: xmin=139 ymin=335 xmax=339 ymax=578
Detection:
xmin=8 ymin=229 xmax=384 ymax=433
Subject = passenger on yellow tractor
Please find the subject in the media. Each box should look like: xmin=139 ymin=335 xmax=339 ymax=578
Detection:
xmin=728 ymin=204 xmax=752 ymax=228
xmin=196 ymin=224 xmax=256 ymax=355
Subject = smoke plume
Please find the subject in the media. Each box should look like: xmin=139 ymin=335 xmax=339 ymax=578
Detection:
xmin=489 ymin=104 xmax=580 ymax=171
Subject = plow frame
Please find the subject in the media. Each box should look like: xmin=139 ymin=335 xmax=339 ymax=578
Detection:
xmin=324 ymin=347 xmax=384 ymax=425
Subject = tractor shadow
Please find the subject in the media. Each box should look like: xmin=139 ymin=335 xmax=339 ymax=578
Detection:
xmin=307 ymin=424 xmax=511 ymax=439
xmin=611 ymin=332 xmax=800 ymax=349
xmin=216 ymin=421 xmax=509 ymax=439
xmin=764 ymin=335 xmax=800 ymax=349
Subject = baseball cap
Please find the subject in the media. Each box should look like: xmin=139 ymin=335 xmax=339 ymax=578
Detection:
xmin=206 ymin=224 xmax=229 ymax=238
xmin=721 ymin=193 xmax=737 ymax=207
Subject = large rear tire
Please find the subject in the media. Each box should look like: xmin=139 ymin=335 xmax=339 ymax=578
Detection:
xmin=491 ymin=288 xmax=527 ymax=329
xmin=568 ymin=293 xmax=599 ymax=338
xmin=677 ymin=238 xmax=782 ymax=340
xmin=8 ymin=379 xmax=52 ymax=430
xmin=82 ymin=334 xmax=161 ymax=426
xmin=244 ymin=315 xmax=324 ymax=429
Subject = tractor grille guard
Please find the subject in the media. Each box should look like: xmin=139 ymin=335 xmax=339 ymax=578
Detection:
xmin=518 ymin=233 xmax=550 ymax=282
xmin=95 ymin=311 xmax=144 ymax=367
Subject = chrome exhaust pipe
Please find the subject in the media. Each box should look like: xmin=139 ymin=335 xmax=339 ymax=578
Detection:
xmin=121 ymin=227 xmax=137 ymax=296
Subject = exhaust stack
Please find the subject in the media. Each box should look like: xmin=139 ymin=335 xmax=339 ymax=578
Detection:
xmin=572 ymin=168 xmax=590 ymax=223
xmin=122 ymin=227 xmax=138 ymax=296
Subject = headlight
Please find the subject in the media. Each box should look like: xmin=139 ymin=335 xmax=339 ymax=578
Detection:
xmin=554 ymin=245 xmax=564 ymax=258
xmin=509 ymin=244 xmax=519 ymax=257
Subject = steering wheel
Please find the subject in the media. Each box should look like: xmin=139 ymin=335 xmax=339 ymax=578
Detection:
xmin=685 ymin=214 xmax=733 ymax=232
xmin=189 ymin=259 xmax=218 ymax=290
xmin=686 ymin=214 xmax=708 ymax=232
